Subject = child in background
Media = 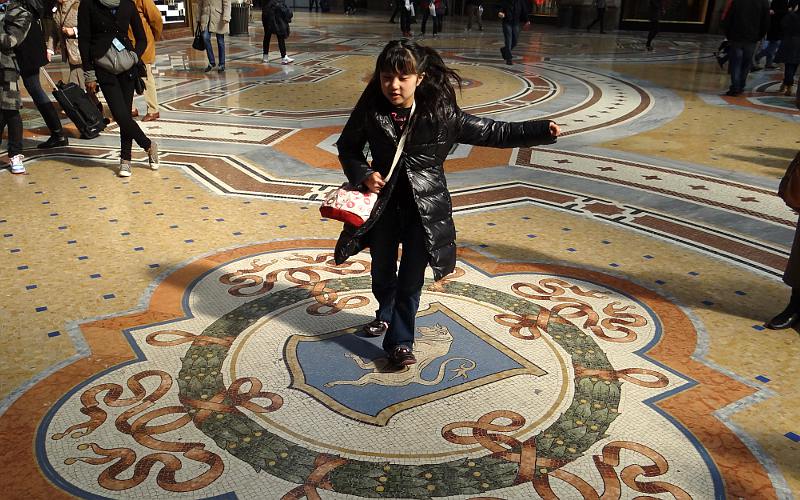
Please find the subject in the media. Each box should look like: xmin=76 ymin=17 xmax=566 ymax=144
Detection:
xmin=334 ymin=40 xmax=560 ymax=367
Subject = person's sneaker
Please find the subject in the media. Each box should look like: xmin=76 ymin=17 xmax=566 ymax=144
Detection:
xmin=388 ymin=345 xmax=416 ymax=366
xmin=37 ymin=133 xmax=68 ymax=149
xmin=218 ymin=65 xmax=226 ymax=72
xmin=9 ymin=154 xmax=25 ymax=174
xmin=363 ymin=319 xmax=388 ymax=337
xmin=281 ymin=55 xmax=294 ymax=64
xmin=204 ymin=64 xmax=215 ymax=72
xmin=147 ymin=142 xmax=159 ymax=170
xmin=118 ymin=160 xmax=132 ymax=177
xmin=262 ymin=54 xmax=270 ymax=63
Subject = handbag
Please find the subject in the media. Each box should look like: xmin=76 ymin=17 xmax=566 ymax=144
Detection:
xmin=320 ymin=102 xmax=415 ymax=227
xmin=779 ymin=151 xmax=800 ymax=210
xmin=192 ymin=23 xmax=205 ymax=51
xmin=429 ymin=1 xmax=436 ymax=17
xmin=94 ymin=43 xmax=138 ymax=74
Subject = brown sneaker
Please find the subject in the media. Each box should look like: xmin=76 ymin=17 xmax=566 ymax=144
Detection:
xmin=142 ymin=112 xmax=160 ymax=122
xmin=388 ymin=345 xmax=416 ymax=367
xmin=362 ymin=319 xmax=388 ymax=337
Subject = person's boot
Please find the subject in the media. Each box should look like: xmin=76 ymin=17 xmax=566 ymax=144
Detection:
xmin=35 ymin=101 xmax=68 ymax=149
xmin=785 ymin=84 xmax=794 ymax=97
xmin=766 ymin=288 xmax=800 ymax=329
xmin=780 ymin=84 xmax=788 ymax=94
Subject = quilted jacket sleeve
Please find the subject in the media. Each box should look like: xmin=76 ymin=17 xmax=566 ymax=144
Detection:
xmin=455 ymin=108 xmax=556 ymax=148
xmin=0 ymin=5 xmax=32 ymax=51
xmin=337 ymin=99 xmax=374 ymax=187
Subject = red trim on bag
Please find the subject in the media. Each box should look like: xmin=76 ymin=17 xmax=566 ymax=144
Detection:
xmin=320 ymin=206 xmax=367 ymax=227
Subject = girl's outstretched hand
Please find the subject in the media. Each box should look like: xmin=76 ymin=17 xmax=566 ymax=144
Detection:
xmin=364 ymin=172 xmax=386 ymax=194
xmin=549 ymin=122 xmax=561 ymax=137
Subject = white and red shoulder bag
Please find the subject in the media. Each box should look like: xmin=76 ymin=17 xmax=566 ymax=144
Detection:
xmin=320 ymin=102 xmax=414 ymax=227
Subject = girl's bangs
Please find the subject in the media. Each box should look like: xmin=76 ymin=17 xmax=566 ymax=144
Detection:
xmin=377 ymin=47 xmax=418 ymax=75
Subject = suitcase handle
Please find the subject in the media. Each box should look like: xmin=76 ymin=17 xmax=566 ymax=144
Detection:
xmin=41 ymin=67 xmax=58 ymax=91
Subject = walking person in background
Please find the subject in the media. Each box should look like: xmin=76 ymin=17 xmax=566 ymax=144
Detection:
xmin=78 ymin=0 xmax=159 ymax=177
xmin=334 ymin=40 xmax=559 ymax=367
xmin=723 ymin=0 xmax=771 ymax=95
xmin=0 ymin=0 xmax=35 ymax=173
xmin=498 ymin=0 xmax=530 ymax=65
xmin=17 ymin=0 xmax=69 ymax=149
xmin=775 ymin=0 xmax=800 ymax=95
xmin=130 ymin=0 xmax=161 ymax=121
xmin=261 ymin=0 xmax=293 ymax=64
xmin=48 ymin=0 xmax=83 ymax=88
xmin=646 ymin=0 xmax=664 ymax=51
xmin=753 ymin=0 xmax=789 ymax=70
xmin=389 ymin=0 xmax=400 ymax=22
xmin=465 ymin=0 xmax=482 ymax=31
xmin=399 ymin=0 xmax=413 ymax=37
xmin=586 ymin=0 xmax=606 ymax=33
xmin=198 ymin=0 xmax=230 ymax=72
xmin=308 ymin=0 xmax=318 ymax=12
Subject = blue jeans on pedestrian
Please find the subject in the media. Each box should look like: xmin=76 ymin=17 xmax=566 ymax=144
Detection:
xmin=755 ymin=39 xmax=781 ymax=67
xmin=204 ymin=30 xmax=226 ymax=67
xmin=502 ymin=21 xmax=520 ymax=59
xmin=368 ymin=194 xmax=429 ymax=352
xmin=728 ymin=41 xmax=756 ymax=93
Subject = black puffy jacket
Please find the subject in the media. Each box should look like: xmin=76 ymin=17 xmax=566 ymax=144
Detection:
xmin=334 ymin=96 xmax=556 ymax=280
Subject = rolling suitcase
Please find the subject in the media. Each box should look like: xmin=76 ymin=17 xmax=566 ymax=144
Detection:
xmin=42 ymin=69 xmax=105 ymax=140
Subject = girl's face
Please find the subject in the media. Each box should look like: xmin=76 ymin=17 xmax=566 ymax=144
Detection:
xmin=380 ymin=71 xmax=423 ymax=108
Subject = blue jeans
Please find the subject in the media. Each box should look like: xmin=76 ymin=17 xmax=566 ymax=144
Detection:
xmin=755 ymin=39 xmax=781 ymax=67
xmin=368 ymin=194 xmax=429 ymax=352
xmin=204 ymin=30 xmax=226 ymax=67
xmin=502 ymin=21 xmax=520 ymax=59
xmin=728 ymin=41 xmax=756 ymax=93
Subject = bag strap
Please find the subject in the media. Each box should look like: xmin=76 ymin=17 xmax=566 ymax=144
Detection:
xmin=383 ymin=100 xmax=415 ymax=184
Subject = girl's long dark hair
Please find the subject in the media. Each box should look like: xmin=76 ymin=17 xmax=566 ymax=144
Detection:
xmin=363 ymin=39 xmax=462 ymax=125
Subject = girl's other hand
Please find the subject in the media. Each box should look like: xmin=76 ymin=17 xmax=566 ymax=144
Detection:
xmin=549 ymin=122 xmax=561 ymax=137
xmin=364 ymin=172 xmax=386 ymax=194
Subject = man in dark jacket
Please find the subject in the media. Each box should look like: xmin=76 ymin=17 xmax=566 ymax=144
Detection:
xmin=724 ymin=0 xmax=771 ymax=95
xmin=498 ymin=0 xmax=530 ymax=65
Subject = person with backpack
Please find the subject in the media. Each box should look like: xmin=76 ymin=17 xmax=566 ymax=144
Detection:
xmin=261 ymin=0 xmax=293 ymax=64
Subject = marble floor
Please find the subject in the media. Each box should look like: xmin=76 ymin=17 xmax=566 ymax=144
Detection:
xmin=1 ymin=11 xmax=798 ymax=500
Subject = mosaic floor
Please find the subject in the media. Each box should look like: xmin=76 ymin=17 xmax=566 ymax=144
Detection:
xmin=1 ymin=11 xmax=799 ymax=500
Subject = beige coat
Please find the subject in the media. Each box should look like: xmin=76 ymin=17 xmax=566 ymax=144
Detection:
xmin=51 ymin=0 xmax=81 ymax=66
xmin=128 ymin=0 xmax=163 ymax=64
xmin=199 ymin=0 xmax=231 ymax=35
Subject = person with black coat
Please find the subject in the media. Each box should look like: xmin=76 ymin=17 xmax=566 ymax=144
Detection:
xmin=261 ymin=0 xmax=293 ymax=64
xmin=78 ymin=0 xmax=158 ymax=177
xmin=16 ymin=0 xmax=69 ymax=148
xmin=775 ymin=0 xmax=800 ymax=95
xmin=723 ymin=0 xmax=771 ymax=95
xmin=334 ymin=40 xmax=560 ymax=367
xmin=497 ymin=0 xmax=530 ymax=65
xmin=753 ymin=0 xmax=789 ymax=70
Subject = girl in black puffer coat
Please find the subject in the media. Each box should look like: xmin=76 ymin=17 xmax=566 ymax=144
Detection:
xmin=261 ymin=0 xmax=292 ymax=64
xmin=335 ymin=40 xmax=559 ymax=367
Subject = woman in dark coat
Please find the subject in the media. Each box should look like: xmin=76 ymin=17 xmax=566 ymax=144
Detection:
xmin=261 ymin=0 xmax=293 ymax=64
xmin=334 ymin=40 xmax=559 ymax=366
xmin=78 ymin=0 xmax=158 ymax=176
xmin=775 ymin=1 xmax=800 ymax=95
